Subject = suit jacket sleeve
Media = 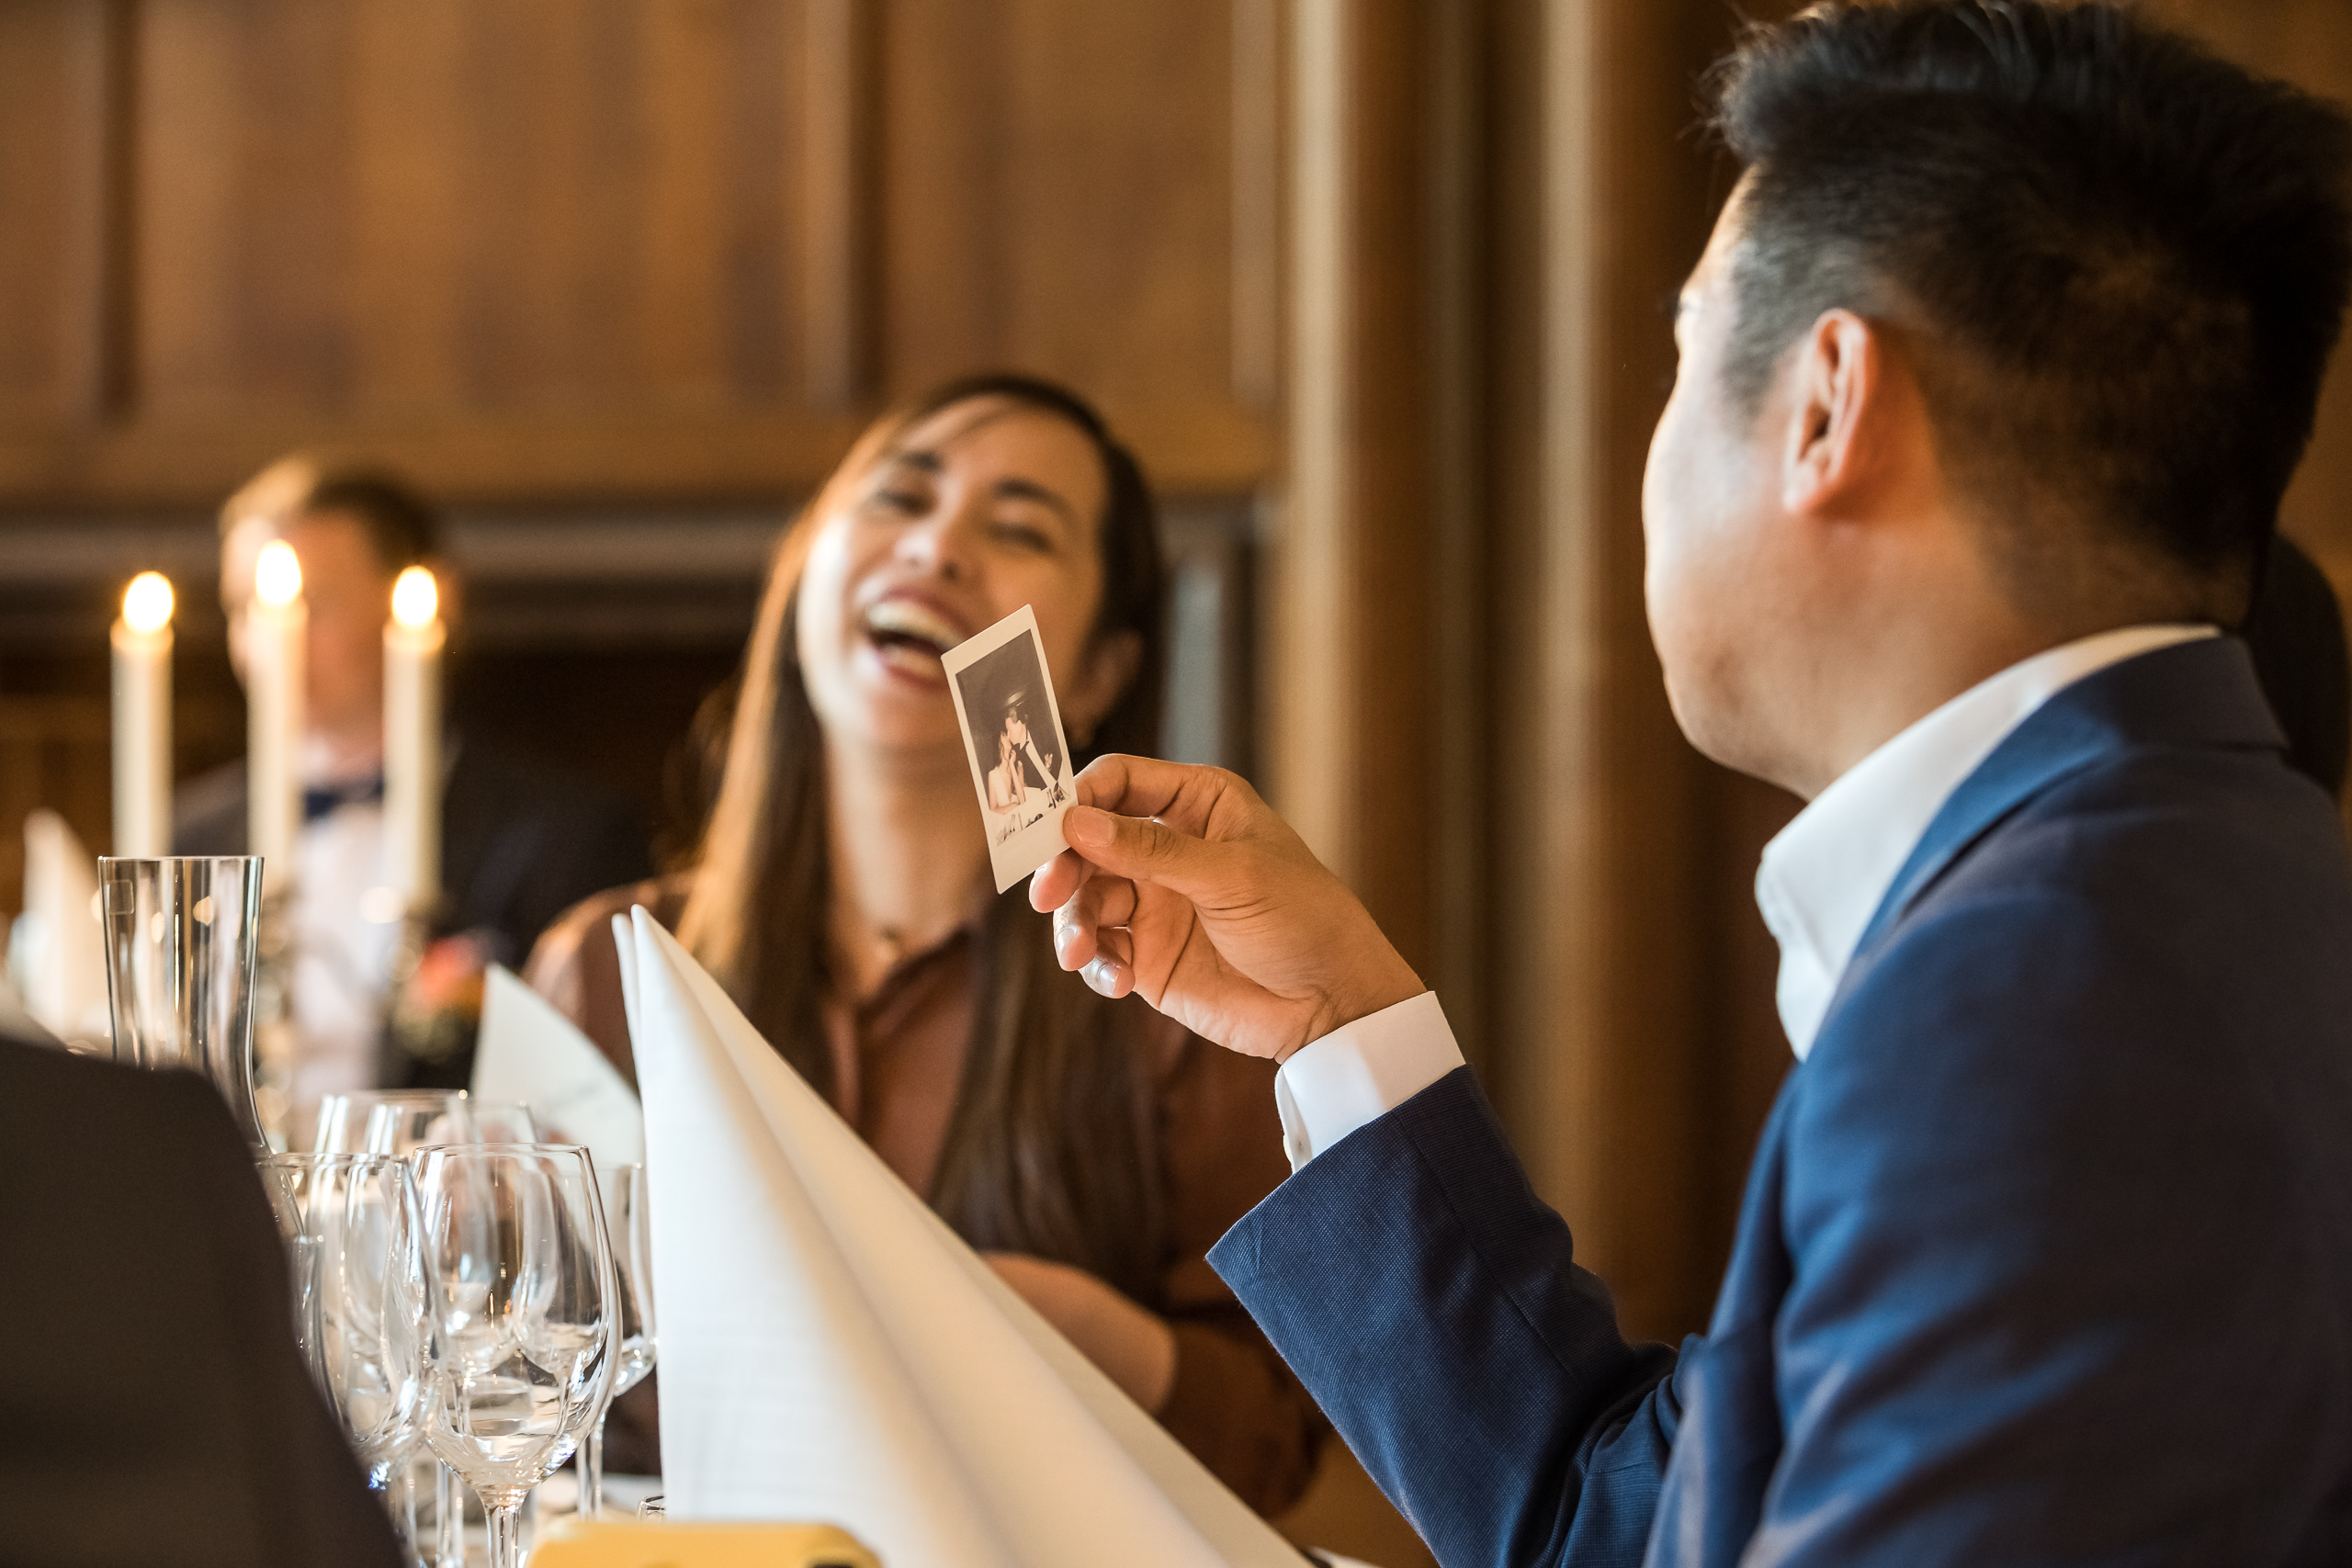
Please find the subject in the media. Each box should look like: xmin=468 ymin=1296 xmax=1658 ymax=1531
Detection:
xmin=1751 ymin=888 xmax=2342 ymax=1565
xmin=1211 ymin=1067 xmax=1687 ymax=1567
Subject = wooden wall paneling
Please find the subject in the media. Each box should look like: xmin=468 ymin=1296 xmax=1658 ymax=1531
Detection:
xmin=994 ymin=2 xmax=1238 ymax=416
xmin=123 ymin=2 xmax=817 ymax=428
xmin=0 ymin=2 xmax=69 ymax=421
xmin=0 ymin=0 xmax=1280 ymax=506
xmin=876 ymin=0 xmax=1000 ymax=391
xmin=62 ymin=0 xmax=135 ymax=423
xmin=1334 ymin=0 xmax=1437 ymax=976
xmin=0 ymin=2 xmax=122 ymax=426
xmin=1422 ymin=0 xmax=1491 ymax=1065
xmin=627 ymin=0 xmax=738 ymax=407
xmin=0 ymin=699 xmax=114 ymax=925
xmin=1269 ymin=0 xmax=1472 ymax=987
xmin=137 ymin=0 xmax=352 ymax=414
xmin=1483 ymin=0 xmax=1770 ymax=1342
xmin=346 ymin=0 xmax=467 ymax=412
xmin=876 ymin=0 xmax=1270 ymax=466
xmin=1228 ymin=0 xmax=1283 ymax=414
xmin=1267 ymin=0 xmax=1351 ymax=870
xmin=801 ymin=0 xmax=876 ymax=408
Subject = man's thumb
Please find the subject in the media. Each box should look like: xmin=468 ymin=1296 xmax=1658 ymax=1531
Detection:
xmin=1064 ymin=806 xmax=1210 ymax=888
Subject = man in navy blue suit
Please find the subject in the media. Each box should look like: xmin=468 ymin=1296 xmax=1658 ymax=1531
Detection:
xmin=1035 ymin=4 xmax=2352 ymax=1562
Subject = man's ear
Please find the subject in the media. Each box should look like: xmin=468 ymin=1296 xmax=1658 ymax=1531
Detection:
xmin=1781 ymin=309 xmax=1882 ymax=517
xmin=1066 ymin=628 xmax=1144 ymax=746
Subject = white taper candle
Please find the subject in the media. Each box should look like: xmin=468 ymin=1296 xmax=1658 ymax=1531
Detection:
xmin=385 ymin=565 xmax=444 ymax=908
xmin=111 ymin=572 xmax=175 ymax=856
xmin=248 ymin=540 xmax=306 ymax=891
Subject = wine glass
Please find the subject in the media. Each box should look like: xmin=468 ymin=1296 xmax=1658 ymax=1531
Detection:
xmin=316 ymin=1090 xmax=465 ymax=1156
xmin=577 ymin=1162 xmax=657 ymax=1518
xmin=312 ymin=1090 xmax=537 ymax=1566
xmin=412 ymin=1144 xmax=618 ymax=1568
xmin=99 ymin=856 xmax=266 ymax=1145
xmin=314 ymin=1090 xmax=539 ymax=1156
xmin=257 ymin=1153 xmax=435 ymax=1492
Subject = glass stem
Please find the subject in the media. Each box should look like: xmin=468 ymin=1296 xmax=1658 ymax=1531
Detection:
xmin=436 ymin=1462 xmax=463 ymax=1566
xmin=383 ymin=1463 xmax=418 ymax=1567
xmin=579 ymin=1416 xmax=607 ymax=1519
xmin=482 ymin=1491 xmax=526 ymax=1568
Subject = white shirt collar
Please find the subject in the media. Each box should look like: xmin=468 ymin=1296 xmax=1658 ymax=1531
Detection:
xmin=1757 ymin=623 xmax=2218 ymax=1060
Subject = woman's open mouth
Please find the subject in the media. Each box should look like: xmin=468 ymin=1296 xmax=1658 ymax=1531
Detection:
xmin=861 ymin=597 xmax=968 ymax=679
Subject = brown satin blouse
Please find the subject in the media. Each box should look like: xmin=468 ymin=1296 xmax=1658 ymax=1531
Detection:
xmin=523 ymin=875 xmax=1325 ymax=1517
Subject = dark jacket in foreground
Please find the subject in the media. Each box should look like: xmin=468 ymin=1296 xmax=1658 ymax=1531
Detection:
xmin=1213 ymin=637 xmax=2352 ymax=1566
xmin=0 ymin=1034 xmax=402 ymax=1568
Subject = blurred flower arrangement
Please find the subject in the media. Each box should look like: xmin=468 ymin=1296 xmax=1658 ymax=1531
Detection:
xmin=387 ymin=928 xmax=492 ymax=1066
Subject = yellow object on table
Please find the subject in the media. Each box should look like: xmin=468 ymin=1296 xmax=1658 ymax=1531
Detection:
xmin=530 ymin=1518 xmax=882 ymax=1568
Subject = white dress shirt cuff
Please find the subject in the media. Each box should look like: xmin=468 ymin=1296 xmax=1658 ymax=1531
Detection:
xmin=1272 ymin=991 xmax=1464 ymax=1171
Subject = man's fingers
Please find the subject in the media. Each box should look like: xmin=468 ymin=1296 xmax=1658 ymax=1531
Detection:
xmin=1047 ymin=872 xmax=1139 ymax=972
xmin=1030 ymin=846 xmax=1091 ymax=912
xmin=1078 ymin=927 xmax=1136 ymax=998
xmin=1067 ymin=871 xmax=1139 ymax=933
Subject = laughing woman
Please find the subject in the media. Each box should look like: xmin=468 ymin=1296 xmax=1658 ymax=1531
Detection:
xmin=526 ymin=374 xmax=1323 ymax=1514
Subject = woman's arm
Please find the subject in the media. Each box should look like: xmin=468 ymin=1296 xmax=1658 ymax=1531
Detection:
xmin=1143 ymin=1022 xmax=1329 ymax=1517
xmin=984 ymin=1252 xmax=1177 ymax=1411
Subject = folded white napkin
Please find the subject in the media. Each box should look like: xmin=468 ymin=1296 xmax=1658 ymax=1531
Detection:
xmin=472 ymin=963 xmax=645 ymax=1172
xmin=11 ymin=810 xmax=110 ymax=1047
xmin=624 ymin=908 xmax=1304 ymax=1568
xmin=0 ymin=968 xmax=62 ymax=1048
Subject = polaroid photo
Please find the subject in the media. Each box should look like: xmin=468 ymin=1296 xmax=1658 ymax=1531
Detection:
xmin=943 ymin=604 xmax=1079 ymax=892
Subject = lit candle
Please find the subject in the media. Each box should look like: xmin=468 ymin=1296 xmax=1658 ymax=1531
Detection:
xmin=111 ymin=572 xmax=175 ymax=856
xmin=384 ymin=565 xmax=443 ymax=908
xmin=248 ymin=540 xmax=306 ymax=890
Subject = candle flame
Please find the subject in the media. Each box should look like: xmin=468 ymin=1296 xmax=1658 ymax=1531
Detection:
xmin=254 ymin=541 xmax=303 ymax=607
xmin=122 ymin=571 xmax=175 ymax=634
xmin=391 ymin=566 xmax=439 ymax=629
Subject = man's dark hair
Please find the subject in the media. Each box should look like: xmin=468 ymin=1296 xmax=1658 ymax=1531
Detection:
xmin=1711 ymin=1 xmax=2352 ymax=617
xmin=297 ymin=469 xmax=441 ymax=575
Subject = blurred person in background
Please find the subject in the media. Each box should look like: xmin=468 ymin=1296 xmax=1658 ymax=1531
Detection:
xmin=526 ymin=373 xmax=1325 ymax=1516
xmin=177 ymin=457 xmax=652 ymax=1115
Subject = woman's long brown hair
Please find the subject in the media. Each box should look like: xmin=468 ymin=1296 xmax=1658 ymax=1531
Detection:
xmin=675 ymin=374 xmax=1171 ymax=1305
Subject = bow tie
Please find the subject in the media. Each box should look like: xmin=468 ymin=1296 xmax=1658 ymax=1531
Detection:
xmin=302 ymin=774 xmax=386 ymax=823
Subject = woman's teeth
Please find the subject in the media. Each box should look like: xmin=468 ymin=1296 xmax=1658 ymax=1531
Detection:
xmin=873 ymin=637 xmax=944 ymax=675
xmin=865 ymin=599 xmax=966 ymax=650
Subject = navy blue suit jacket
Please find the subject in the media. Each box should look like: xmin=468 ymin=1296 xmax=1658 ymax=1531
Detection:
xmin=1212 ymin=637 xmax=2352 ymax=1566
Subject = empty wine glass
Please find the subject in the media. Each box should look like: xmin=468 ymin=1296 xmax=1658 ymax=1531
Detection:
xmin=100 ymin=856 xmax=266 ymax=1145
xmin=257 ymin=1153 xmax=435 ymax=1492
xmin=316 ymin=1090 xmax=464 ymax=1156
xmin=312 ymin=1089 xmax=537 ymax=1567
xmin=315 ymin=1091 xmax=540 ymax=1156
xmin=453 ymin=1100 xmax=538 ymax=1145
xmin=412 ymin=1144 xmax=617 ymax=1568
xmin=577 ymin=1162 xmax=656 ymax=1519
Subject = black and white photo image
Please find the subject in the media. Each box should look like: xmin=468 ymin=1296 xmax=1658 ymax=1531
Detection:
xmin=957 ymin=645 xmax=1064 ymax=839
xmin=942 ymin=604 xmax=1079 ymax=891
